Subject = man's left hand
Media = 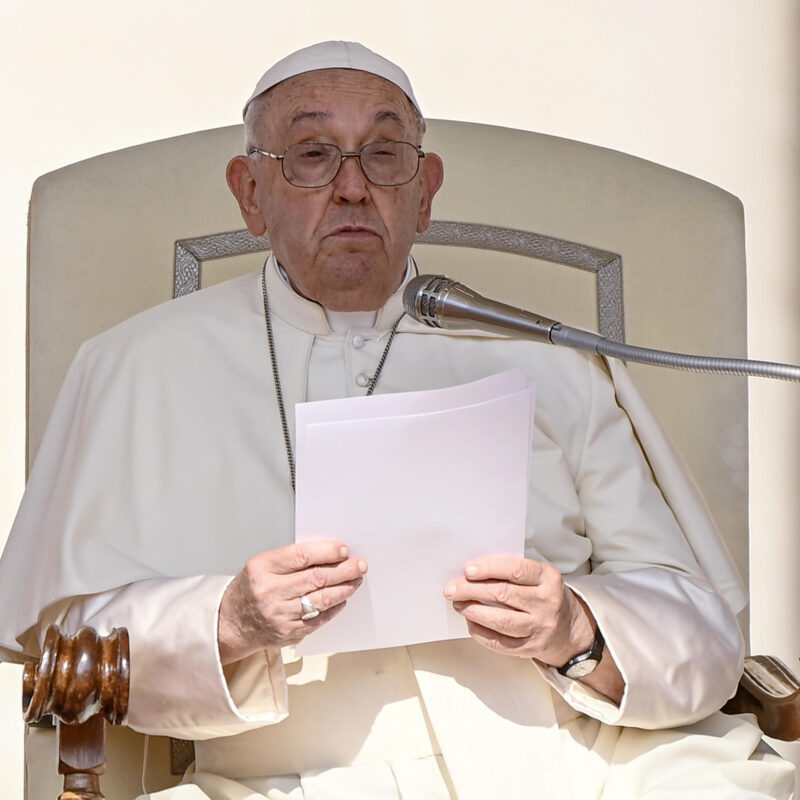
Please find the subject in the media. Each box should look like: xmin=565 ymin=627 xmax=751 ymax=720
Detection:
xmin=444 ymin=556 xmax=625 ymax=704
xmin=444 ymin=556 xmax=593 ymax=667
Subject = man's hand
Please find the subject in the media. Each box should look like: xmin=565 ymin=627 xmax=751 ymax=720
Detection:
xmin=218 ymin=541 xmax=367 ymax=665
xmin=444 ymin=556 xmax=624 ymax=704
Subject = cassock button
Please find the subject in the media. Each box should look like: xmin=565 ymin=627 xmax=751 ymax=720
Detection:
xmin=355 ymin=373 xmax=371 ymax=388
xmin=352 ymin=334 xmax=366 ymax=349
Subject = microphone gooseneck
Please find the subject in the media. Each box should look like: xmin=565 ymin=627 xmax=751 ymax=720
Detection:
xmin=403 ymin=274 xmax=800 ymax=383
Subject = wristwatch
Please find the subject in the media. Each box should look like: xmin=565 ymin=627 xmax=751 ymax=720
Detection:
xmin=557 ymin=627 xmax=605 ymax=679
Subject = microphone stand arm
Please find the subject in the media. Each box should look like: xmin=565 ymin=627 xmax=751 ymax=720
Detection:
xmin=549 ymin=324 xmax=800 ymax=382
xmin=410 ymin=276 xmax=800 ymax=383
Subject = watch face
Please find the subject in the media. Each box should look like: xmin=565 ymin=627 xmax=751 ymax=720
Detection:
xmin=565 ymin=658 xmax=600 ymax=679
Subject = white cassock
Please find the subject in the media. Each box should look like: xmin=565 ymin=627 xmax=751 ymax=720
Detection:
xmin=0 ymin=256 xmax=793 ymax=799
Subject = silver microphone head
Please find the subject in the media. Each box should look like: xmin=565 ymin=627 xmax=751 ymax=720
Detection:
xmin=404 ymin=273 xmax=561 ymax=341
xmin=403 ymin=274 xmax=466 ymax=327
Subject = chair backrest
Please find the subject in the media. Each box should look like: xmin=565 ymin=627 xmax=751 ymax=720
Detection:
xmin=25 ymin=119 xmax=748 ymax=796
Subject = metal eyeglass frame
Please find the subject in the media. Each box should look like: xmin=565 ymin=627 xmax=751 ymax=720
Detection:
xmin=248 ymin=141 xmax=426 ymax=188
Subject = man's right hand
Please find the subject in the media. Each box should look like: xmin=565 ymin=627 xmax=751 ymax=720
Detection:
xmin=217 ymin=541 xmax=367 ymax=665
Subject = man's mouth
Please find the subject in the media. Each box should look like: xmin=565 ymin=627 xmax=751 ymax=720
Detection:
xmin=328 ymin=225 xmax=379 ymax=238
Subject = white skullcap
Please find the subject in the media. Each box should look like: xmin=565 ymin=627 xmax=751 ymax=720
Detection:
xmin=243 ymin=41 xmax=422 ymax=119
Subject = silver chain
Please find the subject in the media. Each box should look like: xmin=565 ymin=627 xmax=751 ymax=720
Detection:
xmin=261 ymin=262 xmax=404 ymax=492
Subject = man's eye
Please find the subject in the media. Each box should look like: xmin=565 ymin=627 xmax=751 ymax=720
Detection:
xmin=297 ymin=149 xmax=326 ymax=160
xmin=368 ymin=144 xmax=399 ymax=159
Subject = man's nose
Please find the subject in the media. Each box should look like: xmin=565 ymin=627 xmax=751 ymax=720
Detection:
xmin=332 ymin=154 xmax=370 ymax=202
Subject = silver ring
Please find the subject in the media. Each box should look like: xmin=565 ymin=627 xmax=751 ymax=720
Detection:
xmin=299 ymin=594 xmax=320 ymax=621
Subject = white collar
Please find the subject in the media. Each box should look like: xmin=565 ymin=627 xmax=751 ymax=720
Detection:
xmin=271 ymin=255 xmax=415 ymax=334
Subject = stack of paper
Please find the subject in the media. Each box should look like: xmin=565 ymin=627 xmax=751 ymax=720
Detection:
xmin=294 ymin=369 xmax=535 ymax=656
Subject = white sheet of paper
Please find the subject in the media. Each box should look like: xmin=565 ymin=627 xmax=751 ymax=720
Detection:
xmin=294 ymin=370 xmax=535 ymax=656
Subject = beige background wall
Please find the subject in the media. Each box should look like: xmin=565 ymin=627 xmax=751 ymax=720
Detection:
xmin=1 ymin=1 xmax=798 ymax=794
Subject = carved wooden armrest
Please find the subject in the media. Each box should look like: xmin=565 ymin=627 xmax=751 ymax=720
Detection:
xmin=23 ymin=625 xmax=129 ymax=800
xmin=722 ymin=654 xmax=800 ymax=741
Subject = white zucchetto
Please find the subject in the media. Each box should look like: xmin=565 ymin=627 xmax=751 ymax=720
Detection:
xmin=243 ymin=40 xmax=422 ymax=119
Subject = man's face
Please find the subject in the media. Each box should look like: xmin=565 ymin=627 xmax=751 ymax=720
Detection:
xmin=228 ymin=69 xmax=443 ymax=311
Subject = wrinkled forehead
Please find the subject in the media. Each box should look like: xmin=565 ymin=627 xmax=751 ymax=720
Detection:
xmin=257 ymin=69 xmax=420 ymax=138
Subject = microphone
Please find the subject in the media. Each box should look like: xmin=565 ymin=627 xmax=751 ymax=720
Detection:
xmin=403 ymin=274 xmax=800 ymax=382
xmin=403 ymin=274 xmax=559 ymax=342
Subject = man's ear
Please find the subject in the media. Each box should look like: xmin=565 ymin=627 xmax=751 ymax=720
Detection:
xmin=226 ymin=156 xmax=267 ymax=236
xmin=416 ymin=152 xmax=444 ymax=234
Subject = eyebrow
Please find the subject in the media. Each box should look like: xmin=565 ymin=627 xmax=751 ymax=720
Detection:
xmin=287 ymin=109 xmax=406 ymax=129
xmin=374 ymin=110 xmax=404 ymax=126
xmin=289 ymin=111 xmax=331 ymax=128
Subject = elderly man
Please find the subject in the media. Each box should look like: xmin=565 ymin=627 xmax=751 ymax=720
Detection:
xmin=0 ymin=42 xmax=794 ymax=799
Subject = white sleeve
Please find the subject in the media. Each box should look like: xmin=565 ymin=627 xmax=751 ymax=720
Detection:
xmin=537 ymin=568 xmax=744 ymax=728
xmin=59 ymin=576 xmax=288 ymax=740
xmin=534 ymin=356 xmax=744 ymax=728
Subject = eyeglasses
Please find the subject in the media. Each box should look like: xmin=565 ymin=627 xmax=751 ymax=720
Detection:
xmin=248 ymin=141 xmax=426 ymax=188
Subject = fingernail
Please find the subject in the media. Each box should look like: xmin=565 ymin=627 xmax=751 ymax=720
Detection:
xmin=465 ymin=565 xmax=478 ymax=577
xmin=444 ymin=583 xmax=456 ymax=597
xmin=358 ymin=560 xmax=367 ymax=573
xmin=340 ymin=546 xmax=349 ymax=558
